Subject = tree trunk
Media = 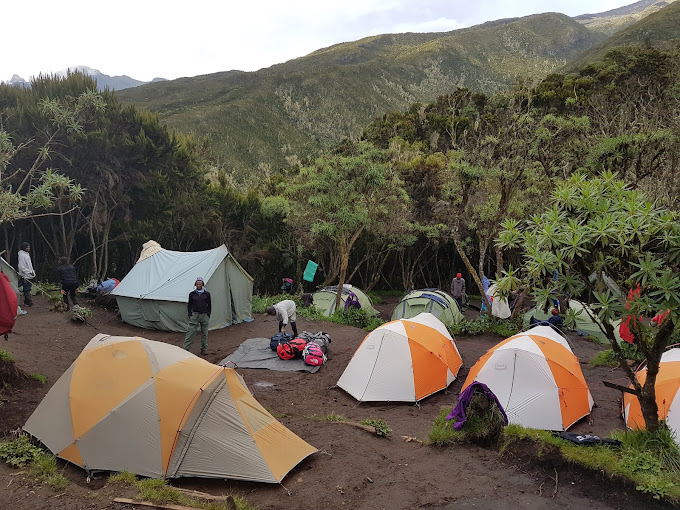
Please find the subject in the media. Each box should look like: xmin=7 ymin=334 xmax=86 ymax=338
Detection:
xmin=478 ymin=237 xmax=488 ymax=281
xmin=495 ymin=246 xmax=504 ymax=279
xmin=452 ymin=234 xmax=491 ymax=311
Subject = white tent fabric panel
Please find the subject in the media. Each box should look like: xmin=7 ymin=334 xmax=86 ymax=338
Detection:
xmin=361 ymin=331 xmax=416 ymax=401
xmin=113 ymin=246 xmax=228 ymax=302
xmin=475 ymin=349 xmax=563 ymax=430
xmin=76 ymin=380 xmax=162 ymax=478
xmin=337 ymin=330 xmax=416 ymax=402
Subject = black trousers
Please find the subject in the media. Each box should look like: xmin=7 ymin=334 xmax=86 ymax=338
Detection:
xmin=62 ymin=283 xmax=78 ymax=307
xmin=279 ymin=320 xmax=298 ymax=337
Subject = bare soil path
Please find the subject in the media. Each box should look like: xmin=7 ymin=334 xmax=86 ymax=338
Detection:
xmin=0 ymin=295 xmax=670 ymax=510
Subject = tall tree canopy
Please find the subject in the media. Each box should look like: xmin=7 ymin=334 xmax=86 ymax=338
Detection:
xmin=497 ymin=172 xmax=680 ymax=431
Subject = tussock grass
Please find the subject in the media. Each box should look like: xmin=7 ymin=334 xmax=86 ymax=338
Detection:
xmin=29 ymin=373 xmax=47 ymax=384
xmin=109 ymin=471 xmax=257 ymax=510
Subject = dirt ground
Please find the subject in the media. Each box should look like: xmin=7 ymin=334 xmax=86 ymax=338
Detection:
xmin=0 ymin=294 xmax=673 ymax=510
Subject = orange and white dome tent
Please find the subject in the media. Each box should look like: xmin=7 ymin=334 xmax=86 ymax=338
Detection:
xmin=463 ymin=325 xmax=593 ymax=431
xmin=24 ymin=334 xmax=316 ymax=483
xmin=623 ymin=347 xmax=680 ymax=445
xmin=337 ymin=312 xmax=463 ymax=402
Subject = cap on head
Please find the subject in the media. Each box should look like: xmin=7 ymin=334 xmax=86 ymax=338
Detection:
xmin=195 ymin=277 xmax=204 ymax=285
xmin=456 ymin=273 xmax=462 ymax=278
xmin=552 ymin=308 xmax=559 ymax=315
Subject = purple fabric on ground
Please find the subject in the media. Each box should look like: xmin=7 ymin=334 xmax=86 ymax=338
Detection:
xmin=446 ymin=381 xmax=508 ymax=431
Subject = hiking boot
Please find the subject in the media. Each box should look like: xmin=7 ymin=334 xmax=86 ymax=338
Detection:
xmin=201 ymin=348 xmax=208 ymax=355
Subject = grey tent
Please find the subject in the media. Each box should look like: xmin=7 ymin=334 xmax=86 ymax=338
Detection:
xmin=112 ymin=244 xmax=253 ymax=332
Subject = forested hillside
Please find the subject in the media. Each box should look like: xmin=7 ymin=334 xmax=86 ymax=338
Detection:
xmin=2 ymin=42 xmax=679 ymax=297
xmin=117 ymin=13 xmax=603 ymax=184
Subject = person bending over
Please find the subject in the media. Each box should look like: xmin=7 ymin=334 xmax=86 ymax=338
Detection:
xmin=267 ymin=299 xmax=298 ymax=337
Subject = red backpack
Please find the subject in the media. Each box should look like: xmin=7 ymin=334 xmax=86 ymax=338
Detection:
xmin=289 ymin=337 xmax=308 ymax=357
xmin=276 ymin=342 xmax=296 ymax=360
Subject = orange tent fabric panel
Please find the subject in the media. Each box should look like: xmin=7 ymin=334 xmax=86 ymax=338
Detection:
xmin=59 ymin=442 xmax=84 ymax=467
xmin=408 ymin=340 xmax=447 ymax=400
xmin=154 ymin=359 xmax=223 ymax=475
xmin=69 ymin=341 xmax=153 ymax=440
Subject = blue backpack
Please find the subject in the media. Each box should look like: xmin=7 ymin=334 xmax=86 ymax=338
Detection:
xmin=270 ymin=332 xmax=292 ymax=351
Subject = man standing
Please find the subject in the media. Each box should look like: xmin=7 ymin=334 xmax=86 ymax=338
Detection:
xmin=183 ymin=277 xmax=211 ymax=355
xmin=267 ymin=299 xmax=298 ymax=337
xmin=17 ymin=242 xmax=35 ymax=307
xmin=450 ymin=272 xmax=466 ymax=311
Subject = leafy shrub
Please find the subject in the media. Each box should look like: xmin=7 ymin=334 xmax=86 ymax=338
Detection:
xmin=360 ymin=418 xmax=392 ymax=437
xmin=430 ymin=392 xmax=506 ymax=447
xmin=590 ymin=343 xmax=645 ymax=367
xmin=450 ymin=316 xmax=522 ymax=337
xmin=0 ymin=434 xmax=43 ymax=467
xmin=71 ymin=306 xmax=92 ymax=322
xmin=0 ymin=349 xmax=13 ymax=363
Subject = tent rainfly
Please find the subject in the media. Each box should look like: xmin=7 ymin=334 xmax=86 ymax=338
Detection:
xmin=391 ymin=289 xmax=463 ymax=327
xmin=112 ymin=243 xmax=253 ymax=332
xmin=337 ymin=312 xmax=463 ymax=402
xmin=463 ymin=325 xmax=594 ymax=431
xmin=523 ymin=299 xmax=622 ymax=344
xmin=624 ymin=347 xmax=680 ymax=446
xmin=312 ymin=285 xmax=378 ymax=317
xmin=24 ymin=334 xmax=316 ymax=482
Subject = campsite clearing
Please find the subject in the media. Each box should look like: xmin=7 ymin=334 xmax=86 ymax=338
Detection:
xmin=0 ymin=295 xmax=673 ymax=510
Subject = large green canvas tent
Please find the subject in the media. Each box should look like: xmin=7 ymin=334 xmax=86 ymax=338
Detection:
xmin=524 ymin=299 xmax=622 ymax=344
xmin=112 ymin=244 xmax=253 ymax=332
xmin=312 ymin=285 xmax=378 ymax=317
xmin=391 ymin=289 xmax=463 ymax=327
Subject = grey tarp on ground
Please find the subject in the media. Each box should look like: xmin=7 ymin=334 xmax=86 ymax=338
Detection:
xmin=219 ymin=338 xmax=320 ymax=373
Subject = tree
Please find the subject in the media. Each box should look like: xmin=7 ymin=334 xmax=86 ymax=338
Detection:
xmin=266 ymin=141 xmax=409 ymax=310
xmin=497 ymin=172 xmax=679 ymax=432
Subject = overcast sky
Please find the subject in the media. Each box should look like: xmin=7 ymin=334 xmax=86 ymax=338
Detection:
xmin=4 ymin=0 xmax=635 ymax=83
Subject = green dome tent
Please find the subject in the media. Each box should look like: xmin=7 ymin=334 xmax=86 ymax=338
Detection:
xmin=524 ymin=299 xmax=622 ymax=344
xmin=312 ymin=285 xmax=378 ymax=317
xmin=391 ymin=289 xmax=463 ymax=328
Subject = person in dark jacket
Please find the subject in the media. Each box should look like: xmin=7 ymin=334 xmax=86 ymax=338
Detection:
xmin=56 ymin=257 xmax=79 ymax=310
xmin=450 ymin=272 xmax=466 ymax=310
xmin=183 ymin=277 xmax=211 ymax=355
xmin=530 ymin=308 xmax=563 ymax=329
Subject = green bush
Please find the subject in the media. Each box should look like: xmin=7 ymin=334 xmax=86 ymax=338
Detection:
xmin=0 ymin=435 xmax=43 ymax=467
xmin=360 ymin=418 xmax=392 ymax=437
xmin=590 ymin=343 xmax=645 ymax=367
xmin=450 ymin=316 xmax=522 ymax=337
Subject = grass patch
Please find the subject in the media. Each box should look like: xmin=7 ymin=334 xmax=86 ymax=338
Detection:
xmin=0 ymin=349 xmax=14 ymax=363
xmin=0 ymin=433 xmax=68 ymax=489
xmin=109 ymin=471 xmax=257 ymax=509
xmin=502 ymin=424 xmax=680 ymax=503
xmin=29 ymin=373 xmax=47 ymax=384
xmin=310 ymin=412 xmax=347 ymax=422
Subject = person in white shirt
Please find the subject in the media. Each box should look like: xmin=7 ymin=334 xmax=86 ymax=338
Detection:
xmin=17 ymin=242 xmax=35 ymax=307
xmin=267 ymin=299 xmax=298 ymax=337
